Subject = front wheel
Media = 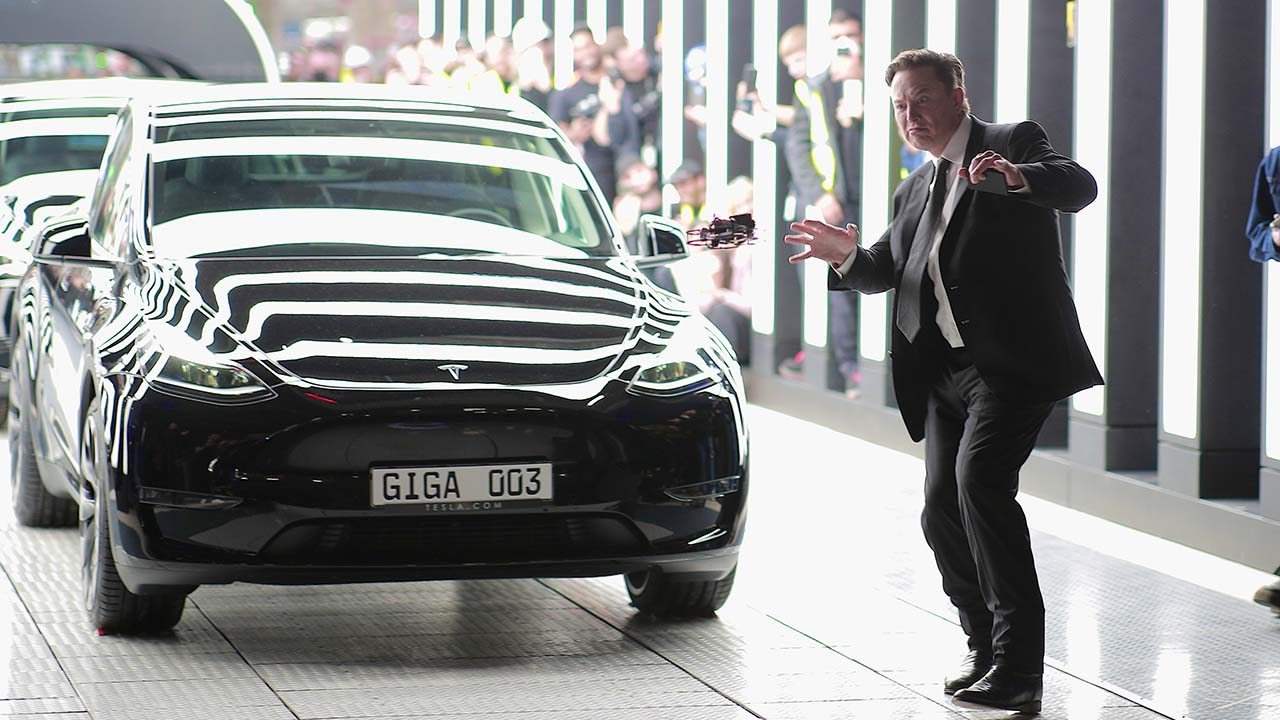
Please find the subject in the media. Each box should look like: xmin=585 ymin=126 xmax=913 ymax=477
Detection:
xmin=625 ymin=565 xmax=737 ymax=618
xmin=80 ymin=409 xmax=187 ymax=634
xmin=11 ymin=410 xmax=75 ymax=527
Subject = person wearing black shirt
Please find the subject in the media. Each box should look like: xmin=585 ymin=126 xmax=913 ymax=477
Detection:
xmin=548 ymin=26 xmax=640 ymax=207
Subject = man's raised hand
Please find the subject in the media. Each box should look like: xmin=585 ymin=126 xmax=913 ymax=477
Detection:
xmin=784 ymin=219 xmax=860 ymax=265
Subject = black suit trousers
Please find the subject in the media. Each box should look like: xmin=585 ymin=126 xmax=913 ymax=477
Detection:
xmin=919 ymin=345 xmax=1051 ymax=672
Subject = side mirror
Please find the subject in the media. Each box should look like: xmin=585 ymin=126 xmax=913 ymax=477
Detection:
xmin=33 ymin=216 xmax=96 ymax=263
xmin=635 ymin=214 xmax=689 ymax=268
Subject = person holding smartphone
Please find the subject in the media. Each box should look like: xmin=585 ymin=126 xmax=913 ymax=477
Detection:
xmin=1247 ymin=145 xmax=1280 ymax=263
xmin=786 ymin=49 xmax=1100 ymax=713
xmin=1245 ymin=145 xmax=1280 ymax=616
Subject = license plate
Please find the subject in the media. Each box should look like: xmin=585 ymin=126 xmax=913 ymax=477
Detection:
xmin=370 ymin=462 xmax=552 ymax=507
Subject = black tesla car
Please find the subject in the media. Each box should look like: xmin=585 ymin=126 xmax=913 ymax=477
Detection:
xmin=9 ymin=84 xmax=748 ymax=633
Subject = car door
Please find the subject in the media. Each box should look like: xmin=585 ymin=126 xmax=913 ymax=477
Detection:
xmin=34 ymin=113 xmax=133 ymax=487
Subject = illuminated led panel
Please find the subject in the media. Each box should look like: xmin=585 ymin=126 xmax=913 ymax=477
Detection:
xmin=705 ymin=0 xmax=730 ymax=213
xmin=554 ymin=0 xmax=574 ymax=89
xmin=858 ymin=0 xmax=891 ymax=362
xmin=750 ymin=0 xmax=778 ymax=335
xmin=624 ymin=0 xmax=644 ymax=46
xmin=468 ymin=0 xmax=486 ymax=52
xmin=660 ymin=0 xmax=684 ymax=182
xmin=1071 ymin=0 xmax=1112 ymax=417
xmin=995 ymin=0 xmax=1029 ymax=123
xmin=927 ymin=0 xmax=956 ymax=55
xmin=1159 ymin=0 xmax=1206 ymax=440
xmin=1266 ymin=0 xmax=1280 ymax=459
xmin=418 ymin=0 xmax=436 ymax=38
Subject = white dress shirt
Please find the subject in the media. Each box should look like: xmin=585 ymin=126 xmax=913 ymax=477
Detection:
xmin=924 ymin=115 xmax=972 ymax=348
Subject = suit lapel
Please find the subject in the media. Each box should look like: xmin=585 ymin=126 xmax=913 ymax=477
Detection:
xmin=937 ymin=117 xmax=986 ymax=266
xmin=955 ymin=116 xmax=988 ymax=209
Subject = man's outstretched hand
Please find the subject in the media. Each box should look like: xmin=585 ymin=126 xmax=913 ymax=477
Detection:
xmin=785 ymin=219 xmax=860 ymax=265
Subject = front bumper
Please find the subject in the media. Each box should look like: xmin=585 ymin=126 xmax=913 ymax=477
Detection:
xmin=103 ymin=379 xmax=748 ymax=592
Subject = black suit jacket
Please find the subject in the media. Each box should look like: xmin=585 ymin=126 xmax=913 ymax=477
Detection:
xmin=830 ymin=116 xmax=1103 ymax=442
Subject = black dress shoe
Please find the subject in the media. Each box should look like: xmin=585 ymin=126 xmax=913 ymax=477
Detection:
xmin=943 ymin=650 xmax=993 ymax=695
xmin=952 ymin=666 xmax=1043 ymax=714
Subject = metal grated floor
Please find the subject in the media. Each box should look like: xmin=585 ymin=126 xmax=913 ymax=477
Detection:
xmin=2 ymin=404 xmax=1275 ymax=719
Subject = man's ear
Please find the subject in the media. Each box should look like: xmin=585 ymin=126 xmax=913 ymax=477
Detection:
xmin=952 ymin=87 xmax=966 ymax=113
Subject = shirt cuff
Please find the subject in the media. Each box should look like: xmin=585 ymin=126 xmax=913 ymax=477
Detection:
xmin=1011 ymin=174 xmax=1031 ymax=194
xmin=831 ymin=245 xmax=859 ymax=276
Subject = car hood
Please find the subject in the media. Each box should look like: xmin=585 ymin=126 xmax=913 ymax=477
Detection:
xmin=2 ymin=170 xmax=96 ymax=227
xmin=156 ymin=254 xmax=661 ymax=391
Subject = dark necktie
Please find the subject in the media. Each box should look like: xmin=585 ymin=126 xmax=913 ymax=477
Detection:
xmin=895 ymin=157 xmax=952 ymax=342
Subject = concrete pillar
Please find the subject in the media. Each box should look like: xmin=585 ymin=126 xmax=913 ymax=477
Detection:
xmin=1156 ymin=0 xmax=1265 ymax=498
xmin=1067 ymin=0 xmax=1161 ymax=472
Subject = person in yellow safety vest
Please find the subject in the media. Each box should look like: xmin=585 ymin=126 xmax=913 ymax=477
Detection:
xmin=670 ymin=160 xmax=710 ymax=231
xmin=785 ymin=9 xmax=865 ymax=397
xmin=470 ymin=35 xmax=521 ymax=97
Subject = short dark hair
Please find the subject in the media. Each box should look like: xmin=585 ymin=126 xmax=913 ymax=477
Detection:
xmin=829 ymin=8 xmax=862 ymax=27
xmin=884 ymin=48 xmax=971 ymax=114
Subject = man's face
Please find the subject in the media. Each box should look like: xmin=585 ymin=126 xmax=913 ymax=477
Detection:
xmin=617 ymin=46 xmax=650 ymax=82
xmin=675 ymin=176 xmax=705 ymax=206
xmin=782 ymin=50 xmax=807 ymax=80
xmin=890 ymin=66 xmax=964 ymax=156
xmin=572 ymin=32 xmax=601 ymax=73
xmin=829 ymin=19 xmax=862 ymax=47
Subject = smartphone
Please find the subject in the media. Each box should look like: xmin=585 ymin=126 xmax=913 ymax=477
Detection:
xmin=738 ymin=63 xmax=757 ymax=112
xmin=971 ymin=171 xmax=1008 ymax=195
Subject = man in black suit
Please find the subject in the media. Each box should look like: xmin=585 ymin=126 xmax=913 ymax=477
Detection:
xmin=786 ymin=49 xmax=1101 ymax=714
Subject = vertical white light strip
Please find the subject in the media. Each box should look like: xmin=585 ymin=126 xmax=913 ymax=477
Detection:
xmin=750 ymin=0 xmax=777 ymax=336
xmin=1071 ymin=0 xmax=1112 ymax=417
xmin=553 ymin=0 xmax=574 ymax=89
xmin=1268 ymin=263 xmax=1280 ymax=460
xmin=1160 ymin=0 xmax=1206 ymax=440
xmin=587 ymin=0 xmax=607 ymax=42
xmin=468 ymin=0 xmax=487 ymax=50
xmin=858 ymin=0 xmax=893 ymax=362
xmin=1266 ymin=0 xmax=1280 ymax=460
xmin=660 ymin=0 xmax=684 ymax=183
xmin=624 ymin=0 xmax=645 ymax=46
xmin=443 ymin=0 xmax=462 ymax=50
xmin=419 ymin=0 xmax=436 ymax=38
xmin=801 ymin=0 xmax=831 ymax=349
xmin=806 ymin=1 xmax=832 ymax=76
xmin=524 ymin=0 xmax=545 ymax=28
xmin=803 ymin=249 xmax=829 ymax=347
xmin=493 ymin=0 xmax=513 ymax=38
xmin=705 ymin=0 xmax=730 ymax=215
xmin=995 ymin=0 xmax=1030 ymax=123
xmin=927 ymin=0 xmax=957 ymax=54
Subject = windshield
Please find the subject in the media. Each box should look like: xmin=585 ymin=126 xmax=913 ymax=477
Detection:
xmin=0 ymin=108 xmax=117 ymax=185
xmin=149 ymin=114 xmax=616 ymax=259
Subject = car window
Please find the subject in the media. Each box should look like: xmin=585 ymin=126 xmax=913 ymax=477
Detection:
xmin=148 ymin=114 xmax=616 ymax=258
xmin=0 ymin=104 xmax=117 ymax=185
xmin=87 ymin=109 xmax=132 ymax=249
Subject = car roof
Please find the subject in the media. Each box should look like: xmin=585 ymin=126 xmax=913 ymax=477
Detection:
xmin=0 ymin=78 xmax=207 ymax=105
xmin=138 ymin=82 xmax=545 ymax=122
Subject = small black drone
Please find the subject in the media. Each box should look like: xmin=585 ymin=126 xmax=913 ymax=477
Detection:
xmin=686 ymin=213 xmax=758 ymax=249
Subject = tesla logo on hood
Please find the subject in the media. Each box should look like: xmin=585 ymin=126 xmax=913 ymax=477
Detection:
xmin=438 ymin=364 xmax=469 ymax=380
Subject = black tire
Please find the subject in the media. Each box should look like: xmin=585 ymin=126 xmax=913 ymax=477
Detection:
xmin=625 ymin=565 xmax=737 ymax=618
xmin=81 ymin=410 xmax=187 ymax=635
xmin=11 ymin=413 xmax=75 ymax=527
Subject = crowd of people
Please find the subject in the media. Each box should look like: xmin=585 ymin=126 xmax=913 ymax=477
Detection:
xmin=283 ymin=18 xmax=767 ymax=366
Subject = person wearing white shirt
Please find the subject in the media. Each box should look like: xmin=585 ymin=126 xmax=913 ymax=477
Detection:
xmin=785 ymin=49 xmax=1100 ymax=715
